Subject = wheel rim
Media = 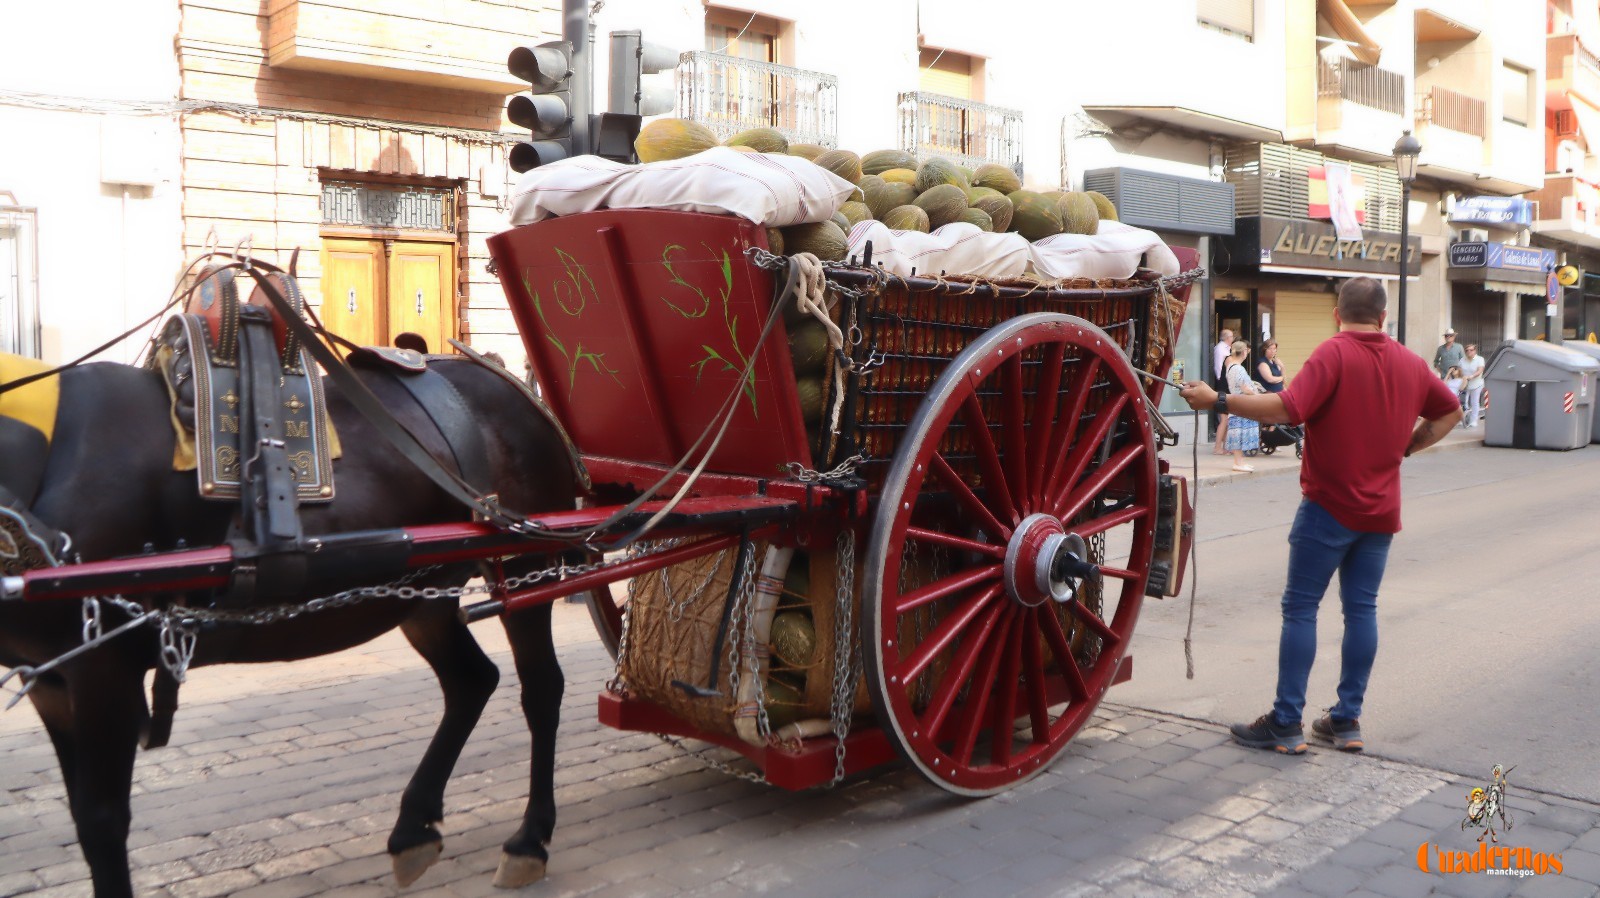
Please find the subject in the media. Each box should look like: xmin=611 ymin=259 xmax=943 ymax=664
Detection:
xmin=863 ymin=313 xmax=1158 ymax=795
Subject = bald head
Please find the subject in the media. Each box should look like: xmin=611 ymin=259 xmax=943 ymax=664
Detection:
xmin=1338 ymin=277 xmax=1387 ymax=326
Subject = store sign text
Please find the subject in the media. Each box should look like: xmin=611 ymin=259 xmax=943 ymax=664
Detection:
xmin=1270 ymin=226 xmax=1416 ymax=265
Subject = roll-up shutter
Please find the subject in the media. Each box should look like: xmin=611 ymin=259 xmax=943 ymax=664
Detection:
xmin=1274 ymin=290 xmax=1337 ymax=382
xmin=1198 ymin=0 xmax=1254 ymax=39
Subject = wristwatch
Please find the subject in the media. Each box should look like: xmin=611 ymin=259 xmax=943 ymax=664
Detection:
xmin=1214 ymin=394 xmax=1229 ymax=414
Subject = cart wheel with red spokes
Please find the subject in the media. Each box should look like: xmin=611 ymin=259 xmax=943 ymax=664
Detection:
xmin=862 ymin=313 xmax=1159 ymax=795
xmin=585 ymin=587 xmax=625 ymax=658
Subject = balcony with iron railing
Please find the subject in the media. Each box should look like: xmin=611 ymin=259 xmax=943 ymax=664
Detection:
xmin=1549 ymin=32 xmax=1600 ymax=109
xmin=676 ymin=51 xmax=838 ymax=148
xmin=1314 ymin=57 xmax=1407 ymax=160
xmin=896 ymin=92 xmax=1023 ymax=173
xmin=1531 ymin=174 xmax=1600 ymax=249
xmin=1415 ymin=86 xmax=1485 ymax=183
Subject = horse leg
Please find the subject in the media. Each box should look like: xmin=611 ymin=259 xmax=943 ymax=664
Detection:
xmin=26 ymin=675 xmax=80 ymax=800
xmin=493 ymin=601 xmax=562 ymax=889
xmin=62 ymin=666 xmax=146 ymax=898
xmin=387 ymin=600 xmax=500 ymax=888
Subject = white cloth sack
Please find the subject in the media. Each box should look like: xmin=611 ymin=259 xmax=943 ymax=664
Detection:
xmin=844 ymin=221 xmax=1032 ymax=279
xmin=508 ymin=147 xmax=856 ymax=228
xmin=1027 ymin=220 xmax=1180 ymax=280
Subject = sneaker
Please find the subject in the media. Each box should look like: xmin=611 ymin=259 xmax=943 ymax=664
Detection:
xmin=1311 ymin=714 xmax=1364 ymax=752
xmin=1230 ymin=713 xmax=1306 ymax=754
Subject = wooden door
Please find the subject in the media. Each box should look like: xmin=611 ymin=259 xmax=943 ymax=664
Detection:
xmin=387 ymin=241 xmax=455 ymax=354
xmin=319 ymin=238 xmax=384 ymax=348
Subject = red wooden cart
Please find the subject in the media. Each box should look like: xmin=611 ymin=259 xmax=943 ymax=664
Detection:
xmin=6 ymin=207 xmax=1197 ymax=797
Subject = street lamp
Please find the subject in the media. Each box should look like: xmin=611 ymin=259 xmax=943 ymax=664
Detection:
xmin=1393 ymin=129 xmax=1422 ymax=346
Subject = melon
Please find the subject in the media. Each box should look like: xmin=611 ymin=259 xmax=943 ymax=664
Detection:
xmin=765 ymin=227 xmax=784 ymax=255
xmin=862 ymin=149 xmax=919 ymax=175
xmin=781 ymin=220 xmax=848 ymax=261
xmin=1057 ymin=192 xmax=1100 ymax=235
xmin=973 ymin=194 xmax=1014 ymax=232
xmin=787 ymin=143 xmax=827 ymax=161
xmin=848 ymin=184 xmax=865 ymax=203
xmin=863 ymin=178 xmax=915 ymax=219
xmin=725 ymin=127 xmax=788 ymax=154
xmin=788 ymin=319 xmax=830 ymax=376
xmin=1008 ymin=190 xmax=1063 ymax=240
xmin=883 ymin=205 xmax=931 ymax=232
xmin=914 ymin=184 xmax=969 ymax=230
xmin=831 ymin=211 xmax=852 ymax=233
xmin=634 ymin=118 xmax=718 ymax=163
xmin=1086 ymin=189 xmax=1119 ymax=222
xmin=958 ymin=207 xmax=995 ymax=232
xmin=839 ymin=200 xmax=873 ymax=228
xmin=796 ymin=375 xmax=826 ymax=422
xmin=972 ymin=162 xmax=1022 ymax=195
xmin=915 ymin=157 xmax=968 ymax=194
xmin=965 ymin=185 xmax=1002 ymax=204
xmin=763 ymin=674 xmax=804 ymax=730
xmin=813 ymin=149 xmax=863 ymax=184
xmin=879 ymin=168 xmax=919 ymax=185
xmin=770 ymin=610 xmax=817 ymax=667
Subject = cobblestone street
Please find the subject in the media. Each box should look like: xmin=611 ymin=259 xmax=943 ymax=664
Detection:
xmin=4 ymin=593 xmax=1598 ymax=898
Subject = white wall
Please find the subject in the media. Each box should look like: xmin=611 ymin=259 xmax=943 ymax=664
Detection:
xmin=0 ymin=1 xmax=182 ymax=364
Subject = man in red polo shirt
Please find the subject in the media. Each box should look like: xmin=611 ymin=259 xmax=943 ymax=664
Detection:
xmin=1179 ymin=277 xmax=1461 ymax=754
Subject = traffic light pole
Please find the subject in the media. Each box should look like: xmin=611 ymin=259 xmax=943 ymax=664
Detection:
xmin=563 ymin=0 xmax=592 ymax=161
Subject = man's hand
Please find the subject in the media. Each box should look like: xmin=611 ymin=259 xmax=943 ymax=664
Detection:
xmin=1179 ymin=381 xmax=1219 ymax=411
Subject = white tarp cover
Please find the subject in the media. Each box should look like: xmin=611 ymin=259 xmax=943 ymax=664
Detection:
xmin=508 ymin=147 xmax=855 ymax=228
xmin=1027 ymin=220 xmax=1180 ymax=280
xmin=845 ymin=221 xmax=1032 ymax=279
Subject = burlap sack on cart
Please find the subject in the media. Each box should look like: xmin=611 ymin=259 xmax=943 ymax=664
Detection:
xmin=845 ymin=221 xmax=1031 ymax=279
xmin=508 ymin=147 xmax=856 ymax=228
xmin=1027 ymin=220 xmax=1181 ymax=280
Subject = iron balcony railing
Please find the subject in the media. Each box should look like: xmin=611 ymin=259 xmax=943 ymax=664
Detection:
xmin=676 ymin=50 xmax=838 ymax=147
xmin=1224 ymin=142 xmax=1403 ymax=232
xmin=1317 ymin=57 xmax=1405 ymax=116
xmin=1418 ymin=86 xmax=1486 ymax=137
xmin=897 ymin=91 xmax=1023 ymax=174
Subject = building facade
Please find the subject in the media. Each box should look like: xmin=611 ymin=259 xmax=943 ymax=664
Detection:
xmin=1533 ymin=0 xmax=1600 ymax=345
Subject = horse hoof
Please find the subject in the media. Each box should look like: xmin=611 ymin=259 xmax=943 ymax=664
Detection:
xmin=493 ymin=853 xmax=547 ymax=889
xmin=392 ymin=841 xmax=443 ymax=888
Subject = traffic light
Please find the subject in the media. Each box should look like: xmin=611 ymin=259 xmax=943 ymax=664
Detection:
xmin=608 ymin=30 xmax=679 ymax=119
xmin=507 ymin=41 xmax=578 ymax=172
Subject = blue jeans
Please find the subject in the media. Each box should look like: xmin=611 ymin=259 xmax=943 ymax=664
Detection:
xmin=1272 ymin=500 xmax=1393 ymax=727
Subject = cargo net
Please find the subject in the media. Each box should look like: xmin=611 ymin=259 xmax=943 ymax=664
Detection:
xmin=831 ymin=272 xmax=1153 ymax=490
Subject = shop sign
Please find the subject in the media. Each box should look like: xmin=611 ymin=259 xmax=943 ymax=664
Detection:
xmin=1448 ymin=196 xmax=1534 ymax=228
xmin=1447 ymin=242 xmax=1555 ymax=273
xmin=1257 ymin=216 xmax=1418 ymax=273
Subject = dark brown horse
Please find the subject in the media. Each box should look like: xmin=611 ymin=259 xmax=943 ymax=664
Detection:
xmin=0 ymin=349 xmax=583 ymax=897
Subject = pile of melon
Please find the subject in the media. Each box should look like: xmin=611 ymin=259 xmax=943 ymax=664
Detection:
xmin=635 ymin=119 xmax=1120 ymax=263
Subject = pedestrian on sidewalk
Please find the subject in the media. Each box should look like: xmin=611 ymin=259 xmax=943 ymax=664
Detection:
xmin=1459 ymin=343 xmax=1486 ymax=428
xmin=1257 ymin=339 xmax=1286 ymax=393
xmin=1211 ymin=328 xmax=1234 ymax=455
xmin=1434 ymin=328 xmax=1464 ymax=379
xmin=1178 ymin=277 xmax=1462 ymax=755
xmin=1223 ymin=341 xmax=1261 ymax=473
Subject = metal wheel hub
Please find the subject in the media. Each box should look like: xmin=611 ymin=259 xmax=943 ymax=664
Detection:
xmin=1003 ymin=513 xmax=1094 ymax=607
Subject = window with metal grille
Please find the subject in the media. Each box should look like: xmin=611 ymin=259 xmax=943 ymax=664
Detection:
xmin=1198 ymin=0 xmax=1253 ymax=41
xmin=1502 ymin=62 xmax=1532 ymax=126
xmin=0 ymin=201 xmax=39 ymax=359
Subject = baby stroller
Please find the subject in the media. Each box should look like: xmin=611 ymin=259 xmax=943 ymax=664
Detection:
xmin=1259 ymin=422 xmax=1304 ymax=459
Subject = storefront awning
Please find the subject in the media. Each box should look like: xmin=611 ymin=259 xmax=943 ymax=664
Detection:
xmin=1318 ymin=0 xmax=1382 ymax=65
xmin=1482 ymin=280 xmax=1548 ymax=295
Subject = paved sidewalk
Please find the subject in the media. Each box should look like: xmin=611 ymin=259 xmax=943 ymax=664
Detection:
xmin=4 ymin=598 xmax=1597 ymax=898
xmin=1157 ymin=410 xmax=1486 ymax=487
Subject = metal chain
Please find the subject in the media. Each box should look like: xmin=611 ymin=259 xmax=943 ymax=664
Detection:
xmin=158 ymin=616 xmax=198 ymax=683
xmin=733 ymin=547 xmax=769 ymax=741
xmin=784 ymin=454 xmax=866 ymax=484
xmin=81 ymin=597 xmax=102 ymax=644
xmin=606 ymin=539 xmax=661 ymax=695
xmin=827 ymin=529 xmax=859 ymax=786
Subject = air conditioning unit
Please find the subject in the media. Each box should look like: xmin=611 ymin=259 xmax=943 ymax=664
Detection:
xmin=1458 ymin=228 xmax=1489 ymax=243
xmin=1556 ymin=109 xmax=1579 ymax=138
